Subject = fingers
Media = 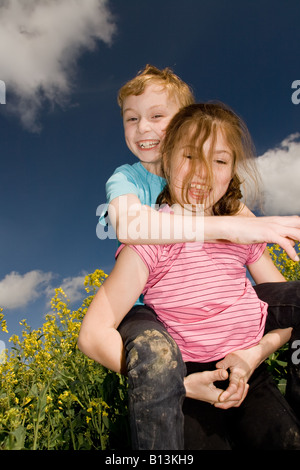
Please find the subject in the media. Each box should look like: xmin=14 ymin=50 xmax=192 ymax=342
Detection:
xmin=278 ymin=236 xmax=299 ymax=262
xmin=217 ymin=381 xmax=238 ymax=402
xmin=214 ymin=380 xmax=249 ymax=410
xmin=202 ymin=369 xmax=230 ymax=404
xmin=215 ymin=357 xmax=230 ymax=371
xmin=208 ymin=368 xmax=229 ymax=383
xmin=184 ymin=369 xmax=228 ymax=402
xmin=217 ymin=372 xmax=241 ymax=402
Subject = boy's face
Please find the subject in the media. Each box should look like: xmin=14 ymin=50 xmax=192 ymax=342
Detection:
xmin=122 ymin=84 xmax=180 ymax=175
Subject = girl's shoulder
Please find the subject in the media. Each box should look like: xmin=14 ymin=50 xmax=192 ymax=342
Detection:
xmin=236 ymin=203 xmax=255 ymax=217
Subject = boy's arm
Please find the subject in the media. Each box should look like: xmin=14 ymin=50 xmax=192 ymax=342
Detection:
xmin=77 ymin=246 xmax=149 ymax=374
xmin=108 ymin=194 xmax=204 ymax=244
xmin=108 ymin=194 xmax=300 ymax=261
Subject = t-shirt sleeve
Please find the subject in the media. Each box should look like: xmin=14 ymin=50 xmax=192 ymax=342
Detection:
xmin=99 ymin=170 xmax=140 ymax=226
xmin=116 ymin=243 xmax=160 ymax=275
xmin=246 ymin=242 xmax=267 ymax=265
xmin=106 ymin=171 xmax=140 ymax=203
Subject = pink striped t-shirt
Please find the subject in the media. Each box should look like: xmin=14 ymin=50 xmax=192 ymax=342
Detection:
xmin=117 ymin=218 xmax=268 ymax=363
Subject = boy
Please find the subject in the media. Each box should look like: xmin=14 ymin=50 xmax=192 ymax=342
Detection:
xmin=95 ymin=65 xmax=300 ymax=449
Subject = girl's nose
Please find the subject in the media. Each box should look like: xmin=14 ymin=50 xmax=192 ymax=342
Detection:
xmin=195 ymin=161 xmax=208 ymax=179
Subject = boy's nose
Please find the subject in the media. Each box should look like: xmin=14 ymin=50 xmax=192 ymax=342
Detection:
xmin=137 ymin=117 xmax=151 ymax=133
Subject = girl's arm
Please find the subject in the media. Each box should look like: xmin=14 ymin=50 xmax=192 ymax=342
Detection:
xmin=77 ymin=246 xmax=149 ymax=374
xmin=109 ymin=194 xmax=300 ymax=260
xmin=215 ymin=248 xmax=291 ymax=408
xmin=247 ymin=247 xmax=286 ymax=284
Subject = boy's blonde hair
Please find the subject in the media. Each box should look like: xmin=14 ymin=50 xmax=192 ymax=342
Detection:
xmin=158 ymin=102 xmax=261 ymax=215
xmin=118 ymin=64 xmax=195 ymax=113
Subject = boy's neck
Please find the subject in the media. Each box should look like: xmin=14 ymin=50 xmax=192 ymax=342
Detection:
xmin=140 ymin=160 xmax=164 ymax=177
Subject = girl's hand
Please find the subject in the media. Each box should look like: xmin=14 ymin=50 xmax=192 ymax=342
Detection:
xmin=214 ymin=346 xmax=263 ymax=408
xmin=215 ymin=328 xmax=292 ymax=409
xmin=184 ymin=369 xmax=230 ymax=405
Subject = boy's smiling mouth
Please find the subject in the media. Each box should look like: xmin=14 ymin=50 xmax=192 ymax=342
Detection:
xmin=137 ymin=140 xmax=160 ymax=149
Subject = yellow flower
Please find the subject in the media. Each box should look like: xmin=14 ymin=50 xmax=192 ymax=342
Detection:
xmin=0 ymin=310 xmax=8 ymax=333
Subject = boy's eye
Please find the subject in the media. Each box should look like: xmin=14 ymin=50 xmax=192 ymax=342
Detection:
xmin=126 ymin=117 xmax=138 ymax=122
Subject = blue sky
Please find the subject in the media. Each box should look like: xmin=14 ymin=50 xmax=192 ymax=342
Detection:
xmin=0 ymin=0 xmax=300 ymax=351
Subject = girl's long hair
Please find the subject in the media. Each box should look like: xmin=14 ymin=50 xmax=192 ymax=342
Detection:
xmin=157 ymin=102 xmax=261 ymax=215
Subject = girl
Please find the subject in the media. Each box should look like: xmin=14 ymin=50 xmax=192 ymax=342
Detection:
xmin=78 ymin=103 xmax=300 ymax=449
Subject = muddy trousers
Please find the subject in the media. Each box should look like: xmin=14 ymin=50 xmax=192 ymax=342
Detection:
xmin=118 ymin=281 xmax=300 ymax=450
xmin=118 ymin=305 xmax=186 ymax=450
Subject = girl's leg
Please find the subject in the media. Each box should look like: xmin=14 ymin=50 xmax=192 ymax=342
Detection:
xmin=118 ymin=305 xmax=186 ymax=450
xmin=254 ymin=281 xmax=300 ymax=418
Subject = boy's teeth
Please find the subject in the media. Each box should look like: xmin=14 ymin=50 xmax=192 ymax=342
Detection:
xmin=139 ymin=141 xmax=159 ymax=149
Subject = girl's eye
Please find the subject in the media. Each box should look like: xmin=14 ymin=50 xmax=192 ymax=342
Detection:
xmin=185 ymin=155 xmax=193 ymax=160
xmin=126 ymin=117 xmax=138 ymax=122
xmin=215 ymin=159 xmax=227 ymax=165
xmin=153 ymin=114 xmax=163 ymax=119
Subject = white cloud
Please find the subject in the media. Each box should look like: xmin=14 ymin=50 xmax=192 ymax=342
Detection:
xmin=0 ymin=0 xmax=116 ymax=131
xmin=46 ymin=273 xmax=87 ymax=304
xmin=60 ymin=274 xmax=87 ymax=302
xmin=0 ymin=270 xmax=53 ymax=309
xmin=255 ymin=133 xmax=300 ymax=215
xmin=0 ymin=269 xmax=88 ymax=311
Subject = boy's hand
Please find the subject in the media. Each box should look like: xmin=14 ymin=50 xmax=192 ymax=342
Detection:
xmin=221 ymin=215 xmax=300 ymax=262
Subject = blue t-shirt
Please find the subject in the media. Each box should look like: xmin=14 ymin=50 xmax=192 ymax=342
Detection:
xmin=99 ymin=162 xmax=166 ymax=225
xmin=99 ymin=162 xmax=166 ymax=305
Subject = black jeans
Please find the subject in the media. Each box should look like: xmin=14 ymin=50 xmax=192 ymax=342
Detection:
xmin=183 ymin=361 xmax=300 ymax=450
xmin=254 ymin=281 xmax=300 ymax=417
xmin=118 ymin=305 xmax=186 ymax=450
xmin=118 ymin=281 xmax=300 ymax=450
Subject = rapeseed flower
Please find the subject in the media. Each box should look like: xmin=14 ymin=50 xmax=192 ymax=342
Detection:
xmin=0 ymin=270 xmax=129 ymax=450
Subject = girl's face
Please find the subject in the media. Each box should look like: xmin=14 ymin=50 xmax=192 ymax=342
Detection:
xmin=169 ymin=127 xmax=234 ymax=215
